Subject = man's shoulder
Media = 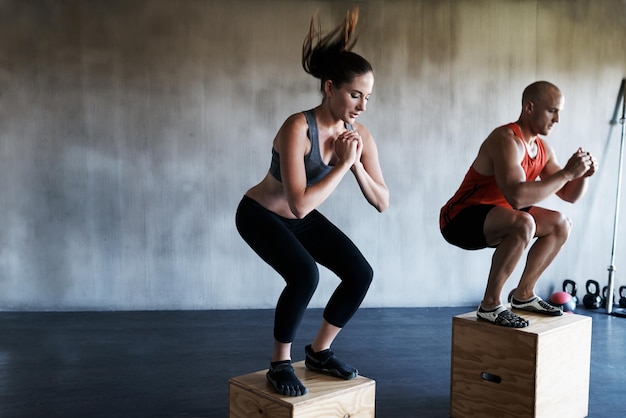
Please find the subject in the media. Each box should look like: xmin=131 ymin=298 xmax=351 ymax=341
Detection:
xmin=477 ymin=125 xmax=527 ymax=170
xmin=484 ymin=124 xmax=522 ymax=148
xmin=490 ymin=123 xmax=518 ymax=138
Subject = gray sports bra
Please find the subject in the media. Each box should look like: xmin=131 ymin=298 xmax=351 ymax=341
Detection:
xmin=269 ymin=109 xmax=353 ymax=186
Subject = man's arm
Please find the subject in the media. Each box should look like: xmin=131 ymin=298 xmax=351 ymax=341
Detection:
xmin=542 ymin=146 xmax=597 ymax=203
xmin=486 ymin=130 xmax=591 ymax=208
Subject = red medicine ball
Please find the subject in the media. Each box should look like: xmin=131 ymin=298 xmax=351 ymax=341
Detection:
xmin=549 ymin=291 xmax=576 ymax=312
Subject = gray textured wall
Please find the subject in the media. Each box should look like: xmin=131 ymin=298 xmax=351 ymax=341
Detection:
xmin=1 ymin=0 xmax=625 ymax=310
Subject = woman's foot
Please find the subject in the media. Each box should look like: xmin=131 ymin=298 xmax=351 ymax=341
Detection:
xmin=266 ymin=361 xmax=307 ymax=396
xmin=304 ymin=345 xmax=358 ymax=379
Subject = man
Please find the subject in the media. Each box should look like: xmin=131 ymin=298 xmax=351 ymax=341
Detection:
xmin=440 ymin=81 xmax=597 ymax=327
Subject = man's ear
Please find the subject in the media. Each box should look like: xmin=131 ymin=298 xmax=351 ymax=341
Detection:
xmin=523 ymin=100 xmax=535 ymax=114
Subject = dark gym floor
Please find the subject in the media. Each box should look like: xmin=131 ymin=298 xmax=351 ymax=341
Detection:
xmin=0 ymin=306 xmax=624 ymax=417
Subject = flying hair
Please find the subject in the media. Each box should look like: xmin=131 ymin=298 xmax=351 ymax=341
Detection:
xmin=302 ymin=6 xmax=371 ymax=94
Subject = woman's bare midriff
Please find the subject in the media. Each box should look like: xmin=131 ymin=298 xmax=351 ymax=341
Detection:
xmin=244 ymin=173 xmax=297 ymax=219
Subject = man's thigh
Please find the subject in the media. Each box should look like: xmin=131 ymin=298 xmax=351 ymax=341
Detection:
xmin=442 ymin=205 xmax=495 ymax=250
xmin=483 ymin=206 xmax=534 ymax=246
xmin=526 ymin=206 xmax=569 ymax=237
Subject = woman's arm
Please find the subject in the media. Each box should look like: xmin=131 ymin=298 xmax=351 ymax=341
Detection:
xmin=350 ymin=123 xmax=389 ymax=212
xmin=278 ymin=114 xmax=356 ymax=218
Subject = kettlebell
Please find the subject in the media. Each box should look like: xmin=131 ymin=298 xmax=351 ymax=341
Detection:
xmin=619 ymin=286 xmax=626 ymax=308
xmin=583 ymin=279 xmax=602 ymax=309
xmin=601 ymin=286 xmax=615 ymax=309
xmin=563 ymin=279 xmax=578 ymax=306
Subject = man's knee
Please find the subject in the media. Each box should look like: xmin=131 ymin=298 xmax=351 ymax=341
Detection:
xmin=554 ymin=212 xmax=573 ymax=240
xmin=513 ymin=211 xmax=536 ymax=243
xmin=529 ymin=207 xmax=573 ymax=240
xmin=484 ymin=207 xmax=536 ymax=247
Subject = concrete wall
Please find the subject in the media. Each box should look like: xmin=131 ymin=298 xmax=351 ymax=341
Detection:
xmin=1 ymin=0 xmax=625 ymax=310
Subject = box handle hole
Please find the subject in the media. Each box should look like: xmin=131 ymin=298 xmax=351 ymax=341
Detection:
xmin=481 ymin=372 xmax=501 ymax=384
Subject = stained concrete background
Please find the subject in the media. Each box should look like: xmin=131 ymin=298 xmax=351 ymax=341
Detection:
xmin=0 ymin=0 xmax=625 ymax=310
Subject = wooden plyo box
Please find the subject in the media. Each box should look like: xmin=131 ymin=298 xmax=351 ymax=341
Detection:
xmin=450 ymin=309 xmax=592 ymax=418
xmin=229 ymin=360 xmax=376 ymax=418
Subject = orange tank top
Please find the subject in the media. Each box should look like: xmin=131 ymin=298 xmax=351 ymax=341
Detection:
xmin=439 ymin=123 xmax=547 ymax=230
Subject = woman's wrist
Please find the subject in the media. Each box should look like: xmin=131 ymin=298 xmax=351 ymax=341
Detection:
xmin=351 ymin=161 xmax=364 ymax=172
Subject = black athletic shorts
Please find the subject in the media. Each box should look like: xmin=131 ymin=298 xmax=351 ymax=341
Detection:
xmin=441 ymin=205 xmax=531 ymax=250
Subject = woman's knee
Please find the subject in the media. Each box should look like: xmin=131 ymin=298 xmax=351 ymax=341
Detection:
xmin=361 ymin=263 xmax=374 ymax=288
xmin=285 ymin=261 xmax=320 ymax=298
xmin=344 ymin=259 xmax=374 ymax=293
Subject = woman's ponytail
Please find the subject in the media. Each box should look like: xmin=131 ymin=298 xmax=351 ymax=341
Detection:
xmin=302 ymin=7 xmax=370 ymax=94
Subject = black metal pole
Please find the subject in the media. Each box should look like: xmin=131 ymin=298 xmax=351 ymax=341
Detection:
xmin=607 ymin=78 xmax=626 ymax=315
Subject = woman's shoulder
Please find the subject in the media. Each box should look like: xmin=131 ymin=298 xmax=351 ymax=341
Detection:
xmin=352 ymin=120 xmax=372 ymax=140
xmin=280 ymin=111 xmax=309 ymax=132
xmin=274 ymin=112 xmax=310 ymax=150
xmin=352 ymin=120 xmax=368 ymax=131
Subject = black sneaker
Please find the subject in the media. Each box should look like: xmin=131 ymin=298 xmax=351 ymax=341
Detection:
xmin=304 ymin=345 xmax=358 ymax=380
xmin=266 ymin=362 xmax=308 ymax=396
xmin=511 ymin=296 xmax=563 ymax=316
xmin=477 ymin=305 xmax=529 ymax=328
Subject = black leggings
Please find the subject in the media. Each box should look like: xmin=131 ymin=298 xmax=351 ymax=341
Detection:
xmin=235 ymin=196 xmax=373 ymax=343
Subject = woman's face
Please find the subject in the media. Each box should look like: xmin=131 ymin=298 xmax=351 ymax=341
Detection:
xmin=327 ymin=71 xmax=374 ymax=124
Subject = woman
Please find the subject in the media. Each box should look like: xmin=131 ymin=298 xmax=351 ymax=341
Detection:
xmin=235 ymin=7 xmax=388 ymax=397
